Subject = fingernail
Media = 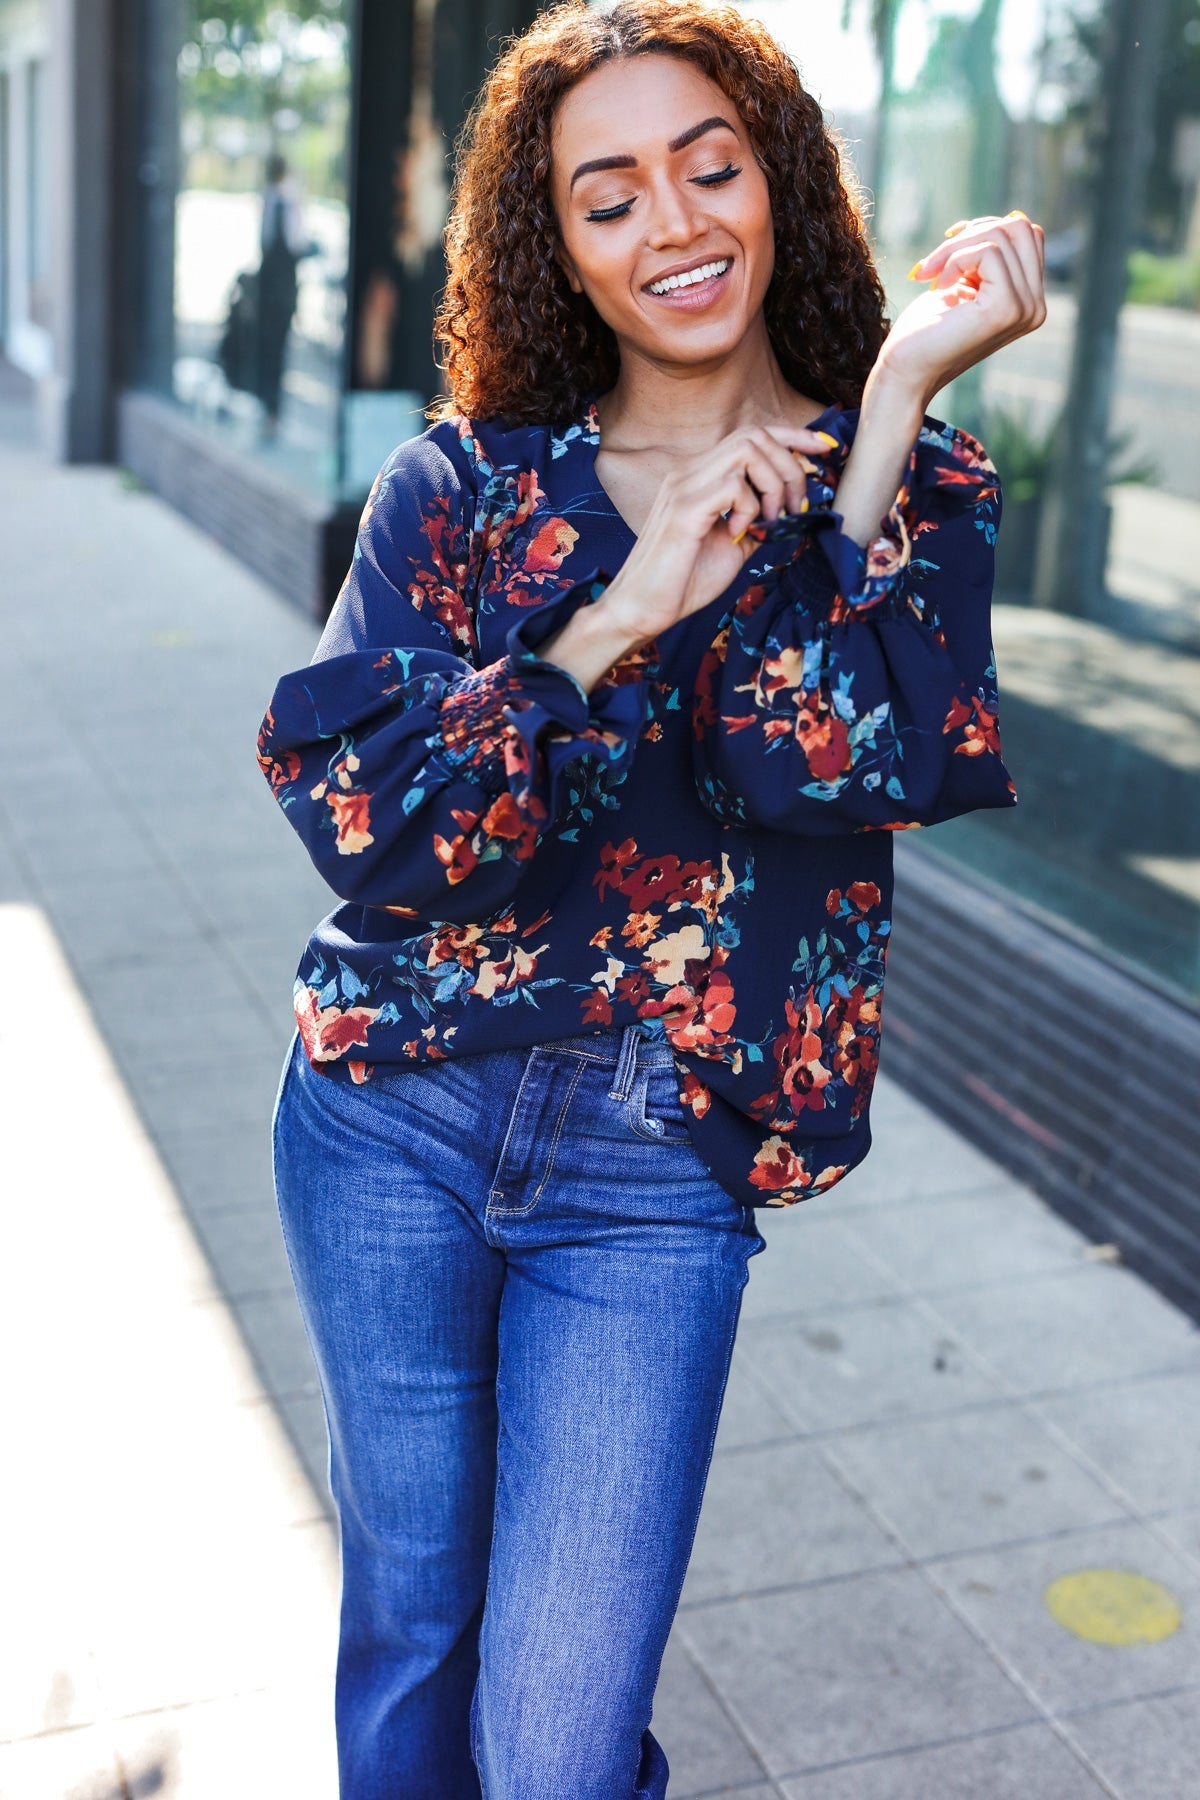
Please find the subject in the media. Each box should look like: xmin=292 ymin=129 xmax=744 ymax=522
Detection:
xmin=943 ymin=226 xmax=961 ymax=239
xmin=1007 ymin=209 xmax=1029 ymax=220
xmin=907 ymin=261 xmax=924 ymax=279
xmin=815 ymin=431 xmax=839 ymax=450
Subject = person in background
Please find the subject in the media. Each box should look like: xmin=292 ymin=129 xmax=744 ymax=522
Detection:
xmin=256 ymin=152 xmax=309 ymax=437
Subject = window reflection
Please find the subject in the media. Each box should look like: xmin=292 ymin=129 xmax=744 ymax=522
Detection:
xmin=171 ymin=3 xmax=350 ymax=492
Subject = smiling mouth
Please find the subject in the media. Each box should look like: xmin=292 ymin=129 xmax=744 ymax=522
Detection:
xmin=646 ymin=258 xmax=732 ymax=297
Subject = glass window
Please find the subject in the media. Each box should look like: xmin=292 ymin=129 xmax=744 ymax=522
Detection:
xmin=165 ymin=2 xmax=352 ymax=495
xmin=740 ymin=0 xmax=1200 ymax=1009
xmin=26 ymin=57 xmax=50 ymax=330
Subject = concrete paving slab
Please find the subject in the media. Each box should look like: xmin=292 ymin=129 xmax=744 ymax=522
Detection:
xmin=838 ymin=1187 xmax=1093 ymax=1296
xmin=190 ymin=1190 xmax=298 ymax=1301
xmin=741 ymin=1215 xmax=907 ymax=1323
xmin=230 ymin=1288 xmax=324 ymax=1403
xmin=824 ymin=1403 xmax=1131 ymax=1559
xmin=651 ymin=1636 xmax=773 ymax=1797
xmin=109 ymin=1680 xmax=339 ymax=1799
xmin=0 ymin=1722 xmax=126 ymax=1800
xmin=151 ymin=1120 xmax=280 ymax=1221
xmin=933 ymin=1517 xmax=1200 ymax=1714
xmin=925 ymin=1265 xmax=1200 ymax=1396
xmin=776 ymin=1720 xmax=1113 ymax=1799
xmin=1153 ymin=1509 xmax=1200 ymax=1571
xmin=680 ymin=1441 xmax=901 ymax=1605
xmin=710 ymin=1351 xmax=803 ymax=1455
xmin=677 ymin=1564 xmax=1036 ymax=1778
xmin=739 ymin=1294 xmax=1007 ymax=1435
xmin=0 ymin=899 xmax=338 ymax=1790
xmin=824 ymin=1112 xmax=1009 ymax=1207
xmin=275 ymin=1387 xmax=334 ymax=1509
xmin=1032 ymin=1370 xmax=1200 ymax=1517
xmin=1063 ymin=1686 xmax=1200 ymax=1800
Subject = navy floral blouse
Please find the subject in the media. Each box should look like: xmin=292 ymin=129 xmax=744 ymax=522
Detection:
xmin=257 ymin=395 xmax=1017 ymax=1209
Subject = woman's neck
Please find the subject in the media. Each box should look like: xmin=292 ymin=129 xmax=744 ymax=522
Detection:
xmin=595 ymin=321 xmax=823 ymax=453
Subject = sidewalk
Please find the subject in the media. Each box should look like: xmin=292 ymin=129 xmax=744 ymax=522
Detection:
xmin=1 ymin=419 xmax=1198 ymax=1799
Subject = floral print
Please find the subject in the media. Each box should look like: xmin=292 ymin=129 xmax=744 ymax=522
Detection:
xmin=257 ymin=396 xmax=1017 ymax=1208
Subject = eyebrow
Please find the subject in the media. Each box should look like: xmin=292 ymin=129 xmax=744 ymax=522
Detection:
xmin=568 ymin=116 xmax=738 ymax=192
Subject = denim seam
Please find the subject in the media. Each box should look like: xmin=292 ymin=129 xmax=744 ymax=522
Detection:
xmin=486 ymin=1053 xmax=585 ymax=1218
xmin=607 ymin=1022 xmax=642 ymax=1102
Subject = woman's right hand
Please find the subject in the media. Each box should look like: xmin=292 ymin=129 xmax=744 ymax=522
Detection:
xmin=599 ymin=422 xmax=840 ymax=642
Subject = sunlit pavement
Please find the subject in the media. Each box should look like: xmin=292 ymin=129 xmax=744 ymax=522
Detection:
xmin=1 ymin=398 xmax=1198 ymax=1797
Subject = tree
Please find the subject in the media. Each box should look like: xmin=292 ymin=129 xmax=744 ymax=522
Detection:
xmin=1034 ymin=0 xmax=1172 ymax=615
xmin=840 ymin=0 xmax=904 ymax=207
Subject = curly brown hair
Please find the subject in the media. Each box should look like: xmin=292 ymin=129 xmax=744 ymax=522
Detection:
xmin=431 ymin=0 xmax=889 ymax=425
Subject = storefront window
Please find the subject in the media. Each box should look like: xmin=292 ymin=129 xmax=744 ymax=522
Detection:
xmin=743 ymin=0 xmax=1200 ymax=1008
xmin=168 ymin=2 xmax=351 ymax=495
xmin=25 ymin=57 xmax=49 ymax=329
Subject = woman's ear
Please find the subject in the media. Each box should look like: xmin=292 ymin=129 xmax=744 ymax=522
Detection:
xmin=555 ymin=243 xmax=584 ymax=296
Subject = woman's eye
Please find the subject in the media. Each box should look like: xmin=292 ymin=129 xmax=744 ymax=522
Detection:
xmin=694 ymin=163 xmax=741 ymax=187
xmin=585 ymin=199 xmax=635 ymax=223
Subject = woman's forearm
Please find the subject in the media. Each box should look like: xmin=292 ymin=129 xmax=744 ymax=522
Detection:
xmin=833 ymin=366 xmax=928 ymax=549
xmin=534 ymin=596 xmax=648 ymax=695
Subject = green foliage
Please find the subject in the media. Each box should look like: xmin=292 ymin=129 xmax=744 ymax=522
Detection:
xmin=1126 ymin=248 xmax=1200 ymax=309
xmin=982 ymin=403 xmax=1159 ymax=502
xmin=981 ymin=402 xmax=1057 ymax=504
xmin=185 ymin=1 xmax=344 ymax=36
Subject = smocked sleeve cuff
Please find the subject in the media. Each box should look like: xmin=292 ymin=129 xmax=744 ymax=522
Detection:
xmin=798 ymin=412 xmax=1001 ymax=619
xmin=436 ymin=570 xmax=656 ymax=797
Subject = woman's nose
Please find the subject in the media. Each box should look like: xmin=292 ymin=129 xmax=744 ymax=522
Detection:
xmin=644 ymin=180 xmax=707 ymax=249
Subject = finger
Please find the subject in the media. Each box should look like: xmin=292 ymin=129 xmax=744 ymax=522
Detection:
xmin=741 ymin=431 xmax=812 ymax=517
xmin=935 ymin=239 xmax=1022 ymax=316
xmin=910 ymin=213 xmax=1007 ymax=282
xmin=761 ymin=424 xmax=842 ymax=499
xmin=1001 ymin=217 xmax=1046 ymax=313
xmin=723 ymin=474 xmax=764 ymax=544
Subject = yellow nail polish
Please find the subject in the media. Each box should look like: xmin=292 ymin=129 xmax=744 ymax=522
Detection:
xmin=815 ymin=431 xmax=840 ymax=450
xmin=1007 ymin=209 xmax=1029 ymax=220
xmin=907 ymin=261 xmax=924 ymax=279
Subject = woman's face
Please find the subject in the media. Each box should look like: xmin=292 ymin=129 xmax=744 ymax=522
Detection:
xmin=550 ymin=53 xmax=776 ymax=372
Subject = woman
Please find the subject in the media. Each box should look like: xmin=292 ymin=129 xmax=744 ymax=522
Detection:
xmin=257 ymin=3 xmax=1045 ymax=1794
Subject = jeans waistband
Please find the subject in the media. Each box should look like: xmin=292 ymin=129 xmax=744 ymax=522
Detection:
xmin=535 ymin=1023 xmax=677 ymax=1105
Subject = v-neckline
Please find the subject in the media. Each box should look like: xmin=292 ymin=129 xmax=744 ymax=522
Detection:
xmin=578 ymin=390 xmax=846 ymax=547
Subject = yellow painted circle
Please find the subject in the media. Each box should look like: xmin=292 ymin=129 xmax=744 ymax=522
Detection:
xmin=1043 ymin=1569 xmax=1183 ymax=1645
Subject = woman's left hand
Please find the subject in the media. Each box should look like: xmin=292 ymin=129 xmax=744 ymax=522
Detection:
xmin=875 ymin=211 xmax=1047 ymax=409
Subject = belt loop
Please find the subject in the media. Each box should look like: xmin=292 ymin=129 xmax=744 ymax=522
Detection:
xmin=608 ymin=1024 xmax=641 ymax=1102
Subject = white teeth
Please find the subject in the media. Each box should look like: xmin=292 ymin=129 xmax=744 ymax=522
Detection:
xmin=649 ymin=258 xmax=730 ymax=295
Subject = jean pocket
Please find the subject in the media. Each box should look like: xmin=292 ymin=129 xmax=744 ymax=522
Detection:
xmin=627 ymin=1064 xmax=696 ymax=1146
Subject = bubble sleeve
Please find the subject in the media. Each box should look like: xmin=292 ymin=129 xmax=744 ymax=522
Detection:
xmin=256 ymin=424 xmax=651 ymax=923
xmin=691 ymin=414 xmax=1019 ymax=836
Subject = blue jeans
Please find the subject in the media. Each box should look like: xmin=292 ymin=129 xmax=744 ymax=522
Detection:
xmin=271 ymin=1022 xmax=766 ymax=1800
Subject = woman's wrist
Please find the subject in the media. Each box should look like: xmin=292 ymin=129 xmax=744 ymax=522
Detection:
xmin=533 ymin=595 xmax=650 ymax=695
xmin=833 ymin=363 xmax=928 ymax=549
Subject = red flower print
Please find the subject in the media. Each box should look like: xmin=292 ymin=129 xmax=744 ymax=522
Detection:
xmin=524 ymin=518 xmax=579 ymax=573
xmin=748 ymin=1134 xmax=813 ymax=1197
xmin=827 ymin=881 xmax=881 ymax=917
xmin=327 ymin=790 xmax=374 ymax=856
xmin=582 ymin=988 xmax=614 ymax=1026
xmin=954 ymin=694 xmax=1004 ymax=758
xmin=679 ymin=1072 xmax=712 ymax=1119
xmin=796 ymin=706 xmax=852 ymax=786
xmin=773 ymin=993 xmax=834 ymax=1114
xmin=294 ymin=986 xmax=380 ymax=1063
xmin=594 ymin=837 xmax=639 ymax=898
